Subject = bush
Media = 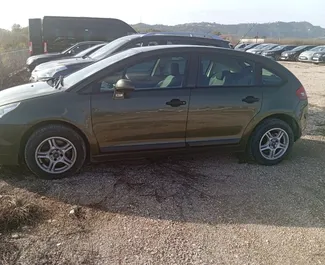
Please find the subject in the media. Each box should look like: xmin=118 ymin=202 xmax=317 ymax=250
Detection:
xmin=0 ymin=196 xmax=44 ymax=233
xmin=0 ymin=24 xmax=28 ymax=52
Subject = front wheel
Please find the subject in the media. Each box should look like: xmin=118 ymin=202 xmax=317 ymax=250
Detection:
xmin=246 ymin=118 xmax=294 ymax=165
xmin=24 ymin=124 xmax=87 ymax=179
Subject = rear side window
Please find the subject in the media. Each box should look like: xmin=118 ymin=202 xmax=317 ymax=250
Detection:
xmin=262 ymin=68 xmax=283 ymax=86
xmin=197 ymin=54 xmax=256 ymax=87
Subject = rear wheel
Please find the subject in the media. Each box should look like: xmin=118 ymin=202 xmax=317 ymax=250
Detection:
xmin=24 ymin=124 xmax=86 ymax=179
xmin=246 ymin=118 xmax=294 ymax=165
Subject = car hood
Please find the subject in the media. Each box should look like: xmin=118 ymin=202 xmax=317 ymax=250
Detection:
xmin=300 ymin=51 xmax=317 ymax=57
xmin=0 ymin=81 xmax=61 ymax=106
xmin=282 ymin=50 xmax=297 ymax=54
xmin=262 ymin=49 xmax=275 ymax=53
xmin=313 ymin=51 xmax=325 ymax=55
xmin=34 ymin=57 xmax=93 ymax=72
xmin=27 ymin=53 xmax=62 ymax=63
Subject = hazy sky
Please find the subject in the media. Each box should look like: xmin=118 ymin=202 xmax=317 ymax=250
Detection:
xmin=1 ymin=0 xmax=325 ymax=29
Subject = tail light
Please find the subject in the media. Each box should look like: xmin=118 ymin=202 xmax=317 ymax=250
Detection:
xmin=28 ymin=42 xmax=33 ymax=55
xmin=296 ymin=86 xmax=307 ymax=100
xmin=43 ymin=41 xmax=48 ymax=53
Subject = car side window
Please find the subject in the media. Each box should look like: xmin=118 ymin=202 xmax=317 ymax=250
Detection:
xmin=197 ymin=55 xmax=256 ymax=87
xmin=261 ymin=68 xmax=283 ymax=86
xmin=97 ymin=54 xmax=189 ymax=92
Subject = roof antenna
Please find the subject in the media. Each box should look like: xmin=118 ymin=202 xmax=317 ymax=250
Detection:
xmin=235 ymin=23 xmax=257 ymax=47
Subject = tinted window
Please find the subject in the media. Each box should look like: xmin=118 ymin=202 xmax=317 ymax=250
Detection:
xmin=97 ymin=54 xmax=189 ymax=92
xmin=197 ymin=55 xmax=256 ymax=87
xmin=262 ymin=68 xmax=283 ymax=86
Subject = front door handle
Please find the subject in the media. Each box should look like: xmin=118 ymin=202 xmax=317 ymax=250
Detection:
xmin=242 ymin=96 xmax=259 ymax=104
xmin=166 ymin=99 xmax=186 ymax=107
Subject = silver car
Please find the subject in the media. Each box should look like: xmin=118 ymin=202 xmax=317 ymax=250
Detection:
xmin=298 ymin=46 xmax=325 ymax=62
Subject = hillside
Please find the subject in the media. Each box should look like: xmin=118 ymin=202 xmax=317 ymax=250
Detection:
xmin=132 ymin=21 xmax=325 ymax=39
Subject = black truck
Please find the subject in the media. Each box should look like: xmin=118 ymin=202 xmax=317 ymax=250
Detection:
xmin=28 ymin=16 xmax=137 ymax=56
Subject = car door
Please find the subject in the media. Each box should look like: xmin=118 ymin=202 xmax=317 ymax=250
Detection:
xmin=186 ymin=52 xmax=262 ymax=147
xmin=90 ymin=52 xmax=192 ymax=153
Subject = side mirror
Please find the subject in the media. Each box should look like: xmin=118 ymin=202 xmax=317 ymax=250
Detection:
xmin=113 ymin=79 xmax=135 ymax=99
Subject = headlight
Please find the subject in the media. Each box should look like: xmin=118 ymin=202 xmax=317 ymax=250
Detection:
xmin=26 ymin=58 xmax=33 ymax=65
xmin=0 ymin=102 xmax=20 ymax=118
xmin=36 ymin=66 xmax=67 ymax=79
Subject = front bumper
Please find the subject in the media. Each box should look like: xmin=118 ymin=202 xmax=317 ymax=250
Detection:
xmin=279 ymin=55 xmax=295 ymax=61
xmin=311 ymin=57 xmax=325 ymax=64
xmin=298 ymin=56 xmax=313 ymax=62
xmin=262 ymin=55 xmax=276 ymax=60
xmin=0 ymin=125 xmax=27 ymax=165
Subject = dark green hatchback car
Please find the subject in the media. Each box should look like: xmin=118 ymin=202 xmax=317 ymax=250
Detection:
xmin=0 ymin=45 xmax=308 ymax=179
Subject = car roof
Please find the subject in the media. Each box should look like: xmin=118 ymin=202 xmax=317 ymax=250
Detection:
xmin=122 ymin=44 xmax=273 ymax=59
xmin=74 ymin=41 xmax=106 ymax=45
xmin=128 ymin=32 xmax=228 ymax=42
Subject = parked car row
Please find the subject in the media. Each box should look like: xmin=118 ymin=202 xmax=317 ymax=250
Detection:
xmin=235 ymin=42 xmax=325 ymax=64
xmin=26 ymin=32 xmax=232 ymax=82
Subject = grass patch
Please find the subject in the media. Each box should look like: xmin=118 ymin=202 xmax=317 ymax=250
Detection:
xmin=0 ymin=196 xmax=45 ymax=233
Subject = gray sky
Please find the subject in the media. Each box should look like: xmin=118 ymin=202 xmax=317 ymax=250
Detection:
xmin=1 ymin=0 xmax=324 ymax=29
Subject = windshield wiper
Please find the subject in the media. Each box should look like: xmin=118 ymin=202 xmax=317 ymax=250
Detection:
xmin=54 ymin=75 xmax=64 ymax=90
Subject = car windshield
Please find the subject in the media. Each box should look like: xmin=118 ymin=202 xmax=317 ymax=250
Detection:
xmin=310 ymin=46 xmax=325 ymax=51
xmin=271 ymin=45 xmax=286 ymax=51
xmin=268 ymin=45 xmax=280 ymax=50
xmin=74 ymin=44 xmax=104 ymax=57
xmin=291 ymin=46 xmax=308 ymax=51
xmin=63 ymin=48 xmax=138 ymax=89
xmin=89 ymin=35 xmax=141 ymax=60
xmin=61 ymin=44 xmax=77 ymax=54
xmin=256 ymin=44 xmax=268 ymax=49
xmin=245 ymin=44 xmax=257 ymax=49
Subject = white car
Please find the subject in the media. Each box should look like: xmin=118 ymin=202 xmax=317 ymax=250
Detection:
xmin=298 ymin=46 xmax=325 ymax=62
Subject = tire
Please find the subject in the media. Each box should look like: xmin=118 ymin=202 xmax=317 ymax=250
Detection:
xmin=24 ymin=124 xmax=87 ymax=179
xmin=246 ymin=118 xmax=294 ymax=166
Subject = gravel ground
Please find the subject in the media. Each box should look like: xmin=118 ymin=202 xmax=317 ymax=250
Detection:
xmin=1 ymin=62 xmax=325 ymax=265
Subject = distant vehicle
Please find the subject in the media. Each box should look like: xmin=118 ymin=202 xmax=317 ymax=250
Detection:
xmin=30 ymin=32 xmax=232 ymax=82
xmin=1 ymin=45 xmax=308 ymax=179
xmin=234 ymin=43 xmax=249 ymax=49
xmin=310 ymin=48 xmax=325 ymax=64
xmin=67 ymin=43 xmax=107 ymax=59
xmin=237 ymin=43 xmax=260 ymax=51
xmin=261 ymin=45 xmax=297 ymax=60
xmin=246 ymin=43 xmax=277 ymax=54
xmin=280 ymin=45 xmax=317 ymax=61
xmin=26 ymin=41 xmax=105 ymax=72
xmin=28 ymin=16 xmax=137 ymax=55
xmin=298 ymin=46 xmax=325 ymax=62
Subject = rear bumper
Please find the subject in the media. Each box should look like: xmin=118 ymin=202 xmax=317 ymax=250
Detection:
xmin=0 ymin=125 xmax=27 ymax=165
xmin=296 ymin=101 xmax=308 ymax=139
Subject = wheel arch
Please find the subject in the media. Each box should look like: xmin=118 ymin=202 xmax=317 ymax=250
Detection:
xmin=241 ymin=113 xmax=300 ymax=149
xmin=19 ymin=120 xmax=91 ymax=164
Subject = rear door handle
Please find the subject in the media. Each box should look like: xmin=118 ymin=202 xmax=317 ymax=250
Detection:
xmin=166 ymin=98 xmax=186 ymax=107
xmin=242 ymin=96 xmax=259 ymax=104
